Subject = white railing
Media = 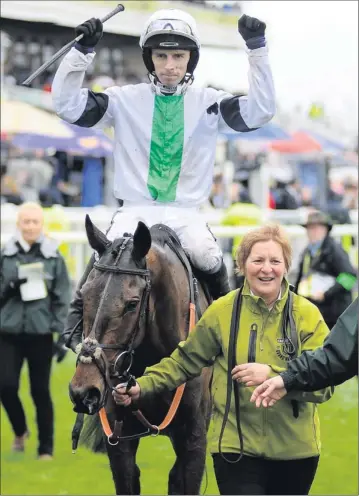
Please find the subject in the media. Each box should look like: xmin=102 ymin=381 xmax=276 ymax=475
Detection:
xmin=1 ymin=204 xmax=357 ymax=233
xmin=1 ymin=224 xmax=357 ymax=283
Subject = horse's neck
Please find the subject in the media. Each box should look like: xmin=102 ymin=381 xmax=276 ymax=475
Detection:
xmin=147 ymin=245 xmax=190 ymax=356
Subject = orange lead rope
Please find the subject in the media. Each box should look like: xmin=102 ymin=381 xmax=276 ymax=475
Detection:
xmin=99 ymin=407 xmax=113 ymax=438
xmin=99 ymin=302 xmax=197 ymax=439
xmin=188 ymin=302 xmax=196 ymax=331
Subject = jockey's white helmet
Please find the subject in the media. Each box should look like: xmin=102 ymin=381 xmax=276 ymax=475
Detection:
xmin=139 ymin=9 xmax=201 ymax=76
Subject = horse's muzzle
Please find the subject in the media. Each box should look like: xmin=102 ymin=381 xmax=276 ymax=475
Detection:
xmin=69 ymin=384 xmax=102 ymax=415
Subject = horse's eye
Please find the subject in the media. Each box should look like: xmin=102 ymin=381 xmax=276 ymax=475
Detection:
xmin=124 ymin=301 xmax=139 ymax=314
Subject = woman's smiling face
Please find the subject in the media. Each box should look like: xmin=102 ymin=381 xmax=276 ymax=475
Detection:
xmin=244 ymin=240 xmax=286 ymax=303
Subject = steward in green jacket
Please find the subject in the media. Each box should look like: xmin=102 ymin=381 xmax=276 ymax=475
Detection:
xmin=136 ymin=279 xmax=333 ymax=460
xmin=114 ymin=222 xmax=334 ymax=495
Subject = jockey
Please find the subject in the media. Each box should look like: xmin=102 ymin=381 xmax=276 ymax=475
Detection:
xmin=52 ymin=8 xmax=275 ymax=349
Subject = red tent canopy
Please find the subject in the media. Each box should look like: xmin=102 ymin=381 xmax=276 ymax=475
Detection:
xmin=269 ymin=131 xmax=322 ymax=153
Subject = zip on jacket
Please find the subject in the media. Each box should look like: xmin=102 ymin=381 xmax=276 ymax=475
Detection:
xmin=248 ymin=323 xmax=258 ymax=362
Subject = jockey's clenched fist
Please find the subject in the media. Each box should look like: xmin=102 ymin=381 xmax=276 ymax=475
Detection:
xmin=113 ymin=382 xmax=141 ymax=406
xmin=75 ymin=18 xmax=103 ymax=47
xmin=238 ymin=14 xmax=266 ymax=50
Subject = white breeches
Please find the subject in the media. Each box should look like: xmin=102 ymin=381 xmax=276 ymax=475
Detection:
xmin=105 ymin=204 xmax=222 ymax=273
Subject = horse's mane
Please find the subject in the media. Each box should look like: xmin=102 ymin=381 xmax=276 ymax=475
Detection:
xmin=149 ymin=225 xmax=175 ymax=248
xmin=149 ymin=224 xmax=185 ymax=256
xmin=110 ymin=228 xmax=166 ymax=251
xmin=108 ymin=225 xmax=180 ymax=260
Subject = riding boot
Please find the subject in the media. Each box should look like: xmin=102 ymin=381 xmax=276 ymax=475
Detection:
xmin=62 ymin=254 xmax=96 ymax=352
xmin=204 ymin=259 xmax=231 ymax=300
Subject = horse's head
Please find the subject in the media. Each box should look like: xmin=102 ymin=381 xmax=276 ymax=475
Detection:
xmin=69 ymin=215 xmax=152 ymax=414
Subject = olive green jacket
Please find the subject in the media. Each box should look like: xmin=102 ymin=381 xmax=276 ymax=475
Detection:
xmin=0 ymin=236 xmax=71 ymax=336
xmin=138 ymin=280 xmax=334 ymax=459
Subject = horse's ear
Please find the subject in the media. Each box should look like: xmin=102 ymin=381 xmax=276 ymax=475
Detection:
xmin=132 ymin=221 xmax=151 ymax=260
xmin=85 ymin=214 xmax=110 ymax=256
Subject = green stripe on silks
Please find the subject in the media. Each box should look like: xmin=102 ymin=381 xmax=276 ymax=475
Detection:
xmin=148 ymin=95 xmax=184 ymax=202
xmin=336 ymin=272 xmax=357 ymax=291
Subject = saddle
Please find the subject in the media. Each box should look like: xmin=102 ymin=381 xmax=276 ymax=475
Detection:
xmin=150 ymin=224 xmax=211 ymax=317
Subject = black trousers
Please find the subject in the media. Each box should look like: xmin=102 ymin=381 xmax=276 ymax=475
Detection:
xmin=212 ymin=453 xmax=319 ymax=495
xmin=0 ymin=333 xmax=54 ymax=455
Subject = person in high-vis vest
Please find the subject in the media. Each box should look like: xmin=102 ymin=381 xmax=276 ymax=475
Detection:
xmin=39 ymin=191 xmax=75 ymax=279
xmin=51 ymin=8 xmax=276 ymax=350
xmin=222 ymin=198 xmax=263 ymax=288
xmin=295 ymin=211 xmax=357 ymax=330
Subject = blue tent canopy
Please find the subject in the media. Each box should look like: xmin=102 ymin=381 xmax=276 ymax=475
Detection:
xmin=221 ymin=122 xmax=291 ymax=141
xmin=11 ymin=122 xmax=113 ymax=157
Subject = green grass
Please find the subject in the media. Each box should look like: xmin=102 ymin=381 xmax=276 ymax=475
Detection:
xmin=1 ymin=356 xmax=357 ymax=495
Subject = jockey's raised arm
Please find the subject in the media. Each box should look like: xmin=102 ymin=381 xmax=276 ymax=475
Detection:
xmin=52 ymin=12 xmax=275 ymax=133
xmin=52 ymin=8 xmax=276 ymax=351
xmin=217 ymin=43 xmax=275 ymax=134
xmin=52 ymin=49 xmax=116 ymax=130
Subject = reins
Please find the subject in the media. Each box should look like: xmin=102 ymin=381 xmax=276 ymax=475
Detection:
xmin=98 ymin=301 xmax=196 ymax=446
xmin=72 ymin=230 xmax=199 ymax=450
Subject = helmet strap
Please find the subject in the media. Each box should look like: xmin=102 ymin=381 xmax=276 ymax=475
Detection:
xmin=149 ymin=73 xmax=194 ymax=96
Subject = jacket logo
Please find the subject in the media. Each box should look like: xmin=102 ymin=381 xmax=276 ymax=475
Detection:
xmin=207 ymin=103 xmax=219 ymax=115
xmin=276 ymin=338 xmax=293 ymax=362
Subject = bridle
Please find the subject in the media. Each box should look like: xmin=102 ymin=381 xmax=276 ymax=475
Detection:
xmin=71 ymin=229 xmax=198 ymax=451
xmin=75 ymin=236 xmax=151 ymax=412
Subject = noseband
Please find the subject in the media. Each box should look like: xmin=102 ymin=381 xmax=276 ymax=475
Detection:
xmin=72 ymin=231 xmax=199 ymax=450
xmin=75 ymin=236 xmax=151 ymax=409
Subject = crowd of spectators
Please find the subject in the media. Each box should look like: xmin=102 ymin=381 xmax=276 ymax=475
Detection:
xmin=2 ymin=141 xmax=357 ymax=218
xmin=1 ymin=147 xmax=83 ymax=208
xmin=208 ymin=149 xmax=358 ymax=218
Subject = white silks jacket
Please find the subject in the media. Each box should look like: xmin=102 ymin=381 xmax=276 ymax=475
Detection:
xmin=52 ymin=46 xmax=275 ymax=209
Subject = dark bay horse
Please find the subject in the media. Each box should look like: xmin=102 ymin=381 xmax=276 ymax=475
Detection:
xmin=69 ymin=215 xmax=212 ymax=495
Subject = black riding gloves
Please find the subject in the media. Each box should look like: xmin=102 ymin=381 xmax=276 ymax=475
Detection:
xmin=75 ymin=18 xmax=103 ymax=54
xmin=238 ymin=14 xmax=266 ymax=50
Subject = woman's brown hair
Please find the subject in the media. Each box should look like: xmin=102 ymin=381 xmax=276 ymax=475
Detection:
xmin=235 ymin=223 xmax=293 ymax=274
